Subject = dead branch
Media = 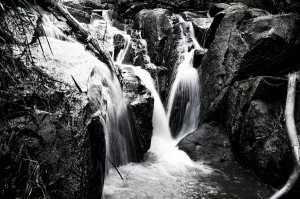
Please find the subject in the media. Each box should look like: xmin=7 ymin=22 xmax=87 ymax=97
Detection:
xmin=71 ymin=75 xmax=83 ymax=93
xmin=107 ymin=155 xmax=124 ymax=180
xmin=43 ymin=0 xmax=123 ymax=85
xmin=271 ymin=73 xmax=300 ymax=199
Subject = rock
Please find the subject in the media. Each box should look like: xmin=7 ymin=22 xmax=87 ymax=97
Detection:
xmin=87 ymin=116 xmax=106 ymax=199
xmin=120 ymin=65 xmax=154 ymax=161
xmin=66 ymin=6 xmax=91 ymax=24
xmin=179 ymin=11 xmax=213 ymax=47
xmin=192 ymin=17 xmax=213 ymax=46
xmin=180 ymin=11 xmax=206 ymax=21
xmin=226 ymin=76 xmax=295 ymax=186
xmin=193 ymin=49 xmax=206 ymax=67
xmin=178 ymin=122 xmax=233 ymax=163
xmin=0 ymin=60 xmax=105 ymax=198
xmin=134 ymin=9 xmax=181 ymax=100
xmin=135 ymin=8 xmax=197 ymax=100
xmin=227 ymin=0 xmax=293 ymax=14
xmin=113 ymin=34 xmax=126 ymax=61
xmin=200 ymin=4 xmax=300 ymax=122
xmin=209 ymin=3 xmax=230 ymax=17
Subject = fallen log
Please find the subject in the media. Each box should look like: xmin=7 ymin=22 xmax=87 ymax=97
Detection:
xmin=271 ymin=73 xmax=300 ymax=199
xmin=43 ymin=0 xmax=123 ymax=84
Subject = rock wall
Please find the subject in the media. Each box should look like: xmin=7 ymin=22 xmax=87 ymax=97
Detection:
xmin=200 ymin=3 xmax=300 ymax=189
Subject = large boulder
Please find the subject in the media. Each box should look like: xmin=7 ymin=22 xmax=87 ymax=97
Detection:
xmin=178 ymin=122 xmax=233 ymax=163
xmin=0 ymin=54 xmax=105 ymax=199
xmin=134 ymin=8 xmax=184 ymax=100
xmin=209 ymin=3 xmax=230 ymax=17
xmin=226 ymin=76 xmax=297 ymax=187
xmin=200 ymin=4 xmax=300 ymax=122
xmin=120 ymin=65 xmax=154 ymax=160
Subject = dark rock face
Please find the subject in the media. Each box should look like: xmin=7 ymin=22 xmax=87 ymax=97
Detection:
xmin=180 ymin=11 xmax=213 ymax=46
xmin=120 ymin=65 xmax=154 ymax=161
xmin=134 ymin=8 xmax=183 ymax=100
xmin=0 ymin=56 xmax=106 ymax=198
xmin=178 ymin=122 xmax=233 ymax=163
xmin=226 ymin=76 xmax=293 ymax=186
xmin=113 ymin=34 xmax=126 ymax=61
xmin=209 ymin=3 xmax=230 ymax=17
xmin=200 ymin=4 xmax=300 ymax=122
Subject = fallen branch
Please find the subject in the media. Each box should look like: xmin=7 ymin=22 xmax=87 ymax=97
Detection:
xmin=106 ymin=155 xmax=124 ymax=180
xmin=43 ymin=0 xmax=123 ymax=84
xmin=71 ymin=75 xmax=83 ymax=93
xmin=271 ymin=73 xmax=300 ymax=199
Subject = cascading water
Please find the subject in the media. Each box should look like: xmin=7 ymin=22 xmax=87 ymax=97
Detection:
xmin=40 ymin=11 xmax=137 ymax=169
xmin=41 ymin=13 xmax=66 ymax=40
xmin=37 ymin=8 xmax=274 ymax=199
xmin=166 ymin=17 xmax=203 ymax=139
xmin=87 ymin=62 xmax=137 ymax=169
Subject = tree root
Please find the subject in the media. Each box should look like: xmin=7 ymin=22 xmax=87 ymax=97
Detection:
xmin=271 ymin=73 xmax=300 ymax=199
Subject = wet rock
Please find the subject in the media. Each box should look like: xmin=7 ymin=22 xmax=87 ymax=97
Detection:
xmin=120 ymin=65 xmax=154 ymax=161
xmin=192 ymin=17 xmax=213 ymax=46
xmin=226 ymin=76 xmax=295 ymax=186
xmin=66 ymin=6 xmax=91 ymax=24
xmin=87 ymin=116 xmax=106 ymax=199
xmin=226 ymin=0 xmax=294 ymax=14
xmin=193 ymin=49 xmax=206 ymax=67
xmin=178 ymin=122 xmax=233 ymax=163
xmin=200 ymin=4 xmax=300 ymax=122
xmin=113 ymin=34 xmax=126 ymax=61
xmin=180 ymin=11 xmax=206 ymax=21
xmin=134 ymin=8 xmax=191 ymax=100
xmin=0 ymin=70 xmax=105 ymax=199
xmin=209 ymin=3 xmax=230 ymax=17
xmin=179 ymin=11 xmax=213 ymax=46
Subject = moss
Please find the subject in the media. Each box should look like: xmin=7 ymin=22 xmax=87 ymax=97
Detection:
xmin=239 ymin=81 xmax=250 ymax=91
xmin=53 ymin=120 xmax=64 ymax=138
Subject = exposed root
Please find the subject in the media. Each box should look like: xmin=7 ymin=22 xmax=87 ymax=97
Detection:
xmin=271 ymin=73 xmax=300 ymax=199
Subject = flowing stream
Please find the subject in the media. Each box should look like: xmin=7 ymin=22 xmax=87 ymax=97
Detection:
xmin=39 ymin=9 xmax=273 ymax=199
xmin=100 ymin=11 xmax=273 ymax=199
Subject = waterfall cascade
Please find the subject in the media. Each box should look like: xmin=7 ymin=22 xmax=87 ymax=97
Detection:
xmin=166 ymin=17 xmax=203 ymax=139
xmin=42 ymin=13 xmax=66 ymax=40
xmin=33 ymin=7 xmax=275 ymax=199
xmin=41 ymin=11 xmax=137 ymax=169
xmin=102 ymin=11 xmax=214 ymax=199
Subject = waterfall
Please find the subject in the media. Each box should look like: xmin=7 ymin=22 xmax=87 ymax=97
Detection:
xmin=130 ymin=67 xmax=171 ymax=141
xmin=116 ymin=34 xmax=131 ymax=64
xmin=87 ymin=59 xmax=137 ymax=171
xmin=166 ymin=16 xmax=203 ymax=139
xmin=41 ymin=13 xmax=66 ymax=40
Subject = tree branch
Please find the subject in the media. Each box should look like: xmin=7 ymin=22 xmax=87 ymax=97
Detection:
xmin=271 ymin=73 xmax=300 ymax=199
xmin=43 ymin=0 xmax=123 ymax=85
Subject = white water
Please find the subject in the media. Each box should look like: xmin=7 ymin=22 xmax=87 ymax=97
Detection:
xmin=40 ymin=12 xmax=137 ymax=169
xmin=166 ymin=17 xmax=203 ymax=139
xmin=34 ymin=9 xmax=274 ymax=199
xmin=42 ymin=13 xmax=66 ymax=40
xmin=88 ymin=62 xmax=136 ymax=169
xmin=103 ymin=66 xmax=213 ymax=199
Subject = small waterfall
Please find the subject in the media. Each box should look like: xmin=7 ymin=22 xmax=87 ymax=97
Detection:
xmin=116 ymin=34 xmax=131 ymax=64
xmin=166 ymin=16 xmax=202 ymax=139
xmin=130 ymin=67 xmax=171 ymax=141
xmin=41 ymin=13 xmax=66 ymax=40
xmin=201 ymin=27 xmax=210 ymax=48
xmin=88 ymin=61 xmax=137 ymax=170
xmin=166 ymin=49 xmax=201 ymax=139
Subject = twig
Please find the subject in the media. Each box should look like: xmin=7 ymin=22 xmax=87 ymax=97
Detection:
xmin=106 ymin=155 xmax=124 ymax=180
xmin=71 ymin=75 xmax=83 ymax=93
